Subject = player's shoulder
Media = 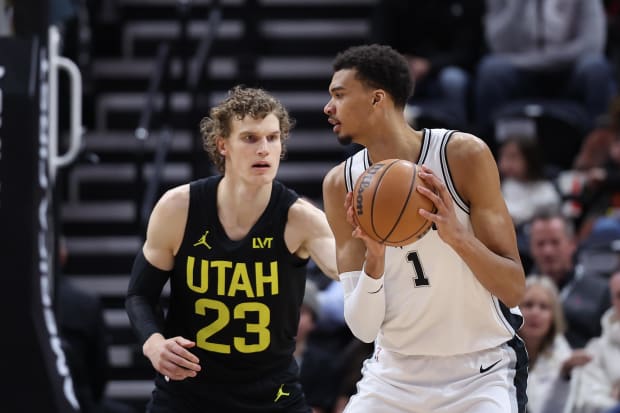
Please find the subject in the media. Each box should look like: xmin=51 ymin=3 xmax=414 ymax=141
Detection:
xmin=322 ymin=160 xmax=346 ymax=192
xmin=445 ymin=131 xmax=493 ymax=164
xmin=289 ymin=197 xmax=324 ymax=221
xmin=154 ymin=183 xmax=190 ymax=216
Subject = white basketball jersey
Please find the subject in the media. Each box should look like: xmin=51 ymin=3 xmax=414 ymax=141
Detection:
xmin=344 ymin=129 xmax=523 ymax=356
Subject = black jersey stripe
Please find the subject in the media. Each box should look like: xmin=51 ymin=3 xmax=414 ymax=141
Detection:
xmin=344 ymin=156 xmax=354 ymax=193
xmin=439 ymin=130 xmax=470 ymax=214
xmin=419 ymin=128 xmax=431 ymax=164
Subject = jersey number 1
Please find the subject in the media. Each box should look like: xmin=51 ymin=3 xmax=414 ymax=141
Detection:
xmin=407 ymin=251 xmax=430 ymax=287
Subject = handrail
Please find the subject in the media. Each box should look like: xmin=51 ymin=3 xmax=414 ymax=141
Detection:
xmin=135 ymin=0 xmax=223 ymax=233
xmin=134 ymin=42 xmax=171 ymax=141
xmin=188 ymin=0 xmax=222 ymax=90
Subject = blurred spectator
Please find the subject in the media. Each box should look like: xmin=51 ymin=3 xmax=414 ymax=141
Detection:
xmin=605 ymin=0 xmax=620 ymax=80
xmin=565 ymin=271 xmax=620 ymax=413
xmin=57 ymin=237 xmax=136 ymax=413
xmin=519 ymin=275 xmax=575 ymax=413
xmin=296 ymin=280 xmax=341 ymax=413
xmin=498 ymin=135 xmax=561 ymax=226
xmin=305 ymin=259 xmax=351 ymax=354
xmin=562 ymin=96 xmax=620 ymax=240
xmin=528 ymin=212 xmax=611 ymax=348
xmin=0 ymin=0 xmax=13 ymax=35
xmin=371 ymin=0 xmax=484 ymax=129
xmin=578 ymin=127 xmax=620 ymax=237
xmin=573 ymin=96 xmax=620 ymax=171
xmin=498 ymin=135 xmax=561 ymax=271
xmin=475 ymin=0 xmax=615 ymax=143
xmin=331 ymin=339 xmax=374 ymax=413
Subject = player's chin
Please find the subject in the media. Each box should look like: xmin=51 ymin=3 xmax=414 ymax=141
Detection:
xmin=337 ymin=134 xmax=353 ymax=146
xmin=251 ymin=168 xmax=277 ymax=183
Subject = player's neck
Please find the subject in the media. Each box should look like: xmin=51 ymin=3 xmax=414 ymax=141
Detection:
xmin=216 ymin=176 xmax=272 ymax=238
xmin=366 ymin=125 xmax=423 ymax=164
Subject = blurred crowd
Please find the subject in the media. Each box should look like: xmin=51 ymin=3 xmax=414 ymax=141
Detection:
xmin=38 ymin=0 xmax=620 ymax=412
xmin=300 ymin=1 xmax=620 ymax=413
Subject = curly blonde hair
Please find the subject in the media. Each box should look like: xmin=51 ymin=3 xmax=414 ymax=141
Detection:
xmin=199 ymin=86 xmax=294 ymax=173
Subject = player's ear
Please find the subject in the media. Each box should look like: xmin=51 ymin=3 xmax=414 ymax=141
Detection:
xmin=216 ymin=137 xmax=227 ymax=156
xmin=371 ymin=91 xmax=385 ymax=106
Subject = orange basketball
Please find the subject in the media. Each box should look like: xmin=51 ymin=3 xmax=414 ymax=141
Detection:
xmin=353 ymin=159 xmax=435 ymax=246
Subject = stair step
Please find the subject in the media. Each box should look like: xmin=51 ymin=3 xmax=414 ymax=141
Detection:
xmin=96 ymin=91 xmax=330 ymax=130
xmin=107 ymin=380 xmax=153 ymax=400
xmin=116 ymin=0 xmax=374 ymax=22
xmin=68 ymin=162 xmax=192 ymax=201
xmin=124 ymin=19 xmax=368 ymax=58
xmin=62 ymin=201 xmax=136 ymax=223
xmin=93 ymin=56 xmax=333 ymax=86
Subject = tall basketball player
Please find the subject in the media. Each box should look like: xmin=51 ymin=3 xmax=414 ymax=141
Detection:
xmin=322 ymin=44 xmax=528 ymax=413
xmin=126 ymin=86 xmax=338 ymax=412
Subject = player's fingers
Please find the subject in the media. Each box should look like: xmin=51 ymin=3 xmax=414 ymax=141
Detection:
xmin=173 ymin=336 xmax=196 ymax=348
xmin=162 ymin=359 xmax=199 ymax=379
xmin=416 ymin=184 xmax=443 ymax=209
xmin=171 ymin=337 xmax=200 ymax=363
xmin=168 ymin=352 xmax=201 ymax=372
xmin=344 ymin=191 xmax=353 ymax=209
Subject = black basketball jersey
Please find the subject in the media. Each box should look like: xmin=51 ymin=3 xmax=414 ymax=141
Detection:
xmin=165 ymin=176 xmax=309 ymax=388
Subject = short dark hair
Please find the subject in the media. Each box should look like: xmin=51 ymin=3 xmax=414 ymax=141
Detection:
xmin=333 ymin=44 xmax=413 ymax=109
xmin=529 ymin=211 xmax=575 ymax=239
xmin=501 ymin=135 xmax=546 ymax=180
xmin=199 ymin=86 xmax=294 ymax=173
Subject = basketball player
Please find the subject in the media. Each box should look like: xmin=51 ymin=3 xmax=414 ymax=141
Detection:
xmin=125 ymin=86 xmax=338 ymax=412
xmin=322 ymin=44 xmax=528 ymax=412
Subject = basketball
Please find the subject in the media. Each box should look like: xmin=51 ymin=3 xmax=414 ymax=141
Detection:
xmin=353 ymin=159 xmax=435 ymax=246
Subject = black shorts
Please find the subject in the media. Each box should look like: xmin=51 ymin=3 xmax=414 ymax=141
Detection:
xmin=146 ymin=362 xmax=311 ymax=413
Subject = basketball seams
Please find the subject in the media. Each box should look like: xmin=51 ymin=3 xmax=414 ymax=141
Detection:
xmin=380 ymin=161 xmax=417 ymax=244
xmin=354 ymin=159 xmax=434 ymax=247
xmin=370 ymin=159 xmax=399 ymax=241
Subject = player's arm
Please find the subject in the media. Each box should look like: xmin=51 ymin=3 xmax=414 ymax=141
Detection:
xmin=286 ymin=198 xmax=338 ymax=280
xmin=125 ymin=184 xmax=201 ymax=380
xmin=417 ymin=133 xmax=525 ymax=307
xmin=323 ymin=164 xmax=386 ymax=343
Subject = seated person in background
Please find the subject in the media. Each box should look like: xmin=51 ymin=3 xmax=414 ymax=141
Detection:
xmin=371 ymin=0 xmax=484 ymax=129
xmin=497 ymin=135 xmax=561 ymax=271
xmin=528 ymin=212 xmax=611 ymax=348
xmin=475 ymin=0 xmax=615 ymax=141
xmin=295 ymin=280 xmax=341 ymax=413
xmin=57 ymin=237 xmax=136 ymax=413
xmin=578 ymin=127 xmax=620 ymax=240
xmin=566 ymin=271 xmax=620 ymax=413
xmin=519 ymin=275 xmax=583 ymax=413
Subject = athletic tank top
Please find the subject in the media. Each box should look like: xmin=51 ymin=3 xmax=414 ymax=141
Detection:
xmin=166 ymin=176 xmax=308 ymax=386
xmin=344 ymin=129 xmax=523 ymax=356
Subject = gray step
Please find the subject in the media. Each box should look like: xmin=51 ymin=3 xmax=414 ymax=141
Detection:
xmin=122 ymin=18 xmax=368 ymax=57
xmin=66 ymin=235 xmax=143 ymax=256
xmin=96 ymin=91 xmax=329 ymax=130
xmin=62 ymin=201 xmax=136 ymax=223
xmin=84 ymin=130 xmax=193 ymax=153
xmin=118 ymin=0 xmax=373 ymax=5
xmin=107 ymin=380 xmax=153 ymax=400
xmin=83 ymin=128 xmax=343 ymax=155
xmin=93 ymin=56 xmax=333 ymax=84
xmin=68 ymin=162 xmax=192 ymax=201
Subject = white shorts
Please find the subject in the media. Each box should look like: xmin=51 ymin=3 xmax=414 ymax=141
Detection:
xmin=344 ymin=338 xmax=527 ymax=413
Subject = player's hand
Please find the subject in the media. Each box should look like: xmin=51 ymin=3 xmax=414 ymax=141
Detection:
xmin=345 ymin=192 xmax=385 ymax=259
xmin=143 ymin=333 xmax=201 ymax=381
xmin=416 ymin=165 xmax=467 ymax=247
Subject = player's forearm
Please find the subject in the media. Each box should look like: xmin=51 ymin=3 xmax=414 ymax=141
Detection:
xmin=341 ymin=269 xmax=385 ymax=343
xmin=450 ymin=233 xmax=525 ymax=307
xmin=126 ymin=250 xmax=171 ymax=344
